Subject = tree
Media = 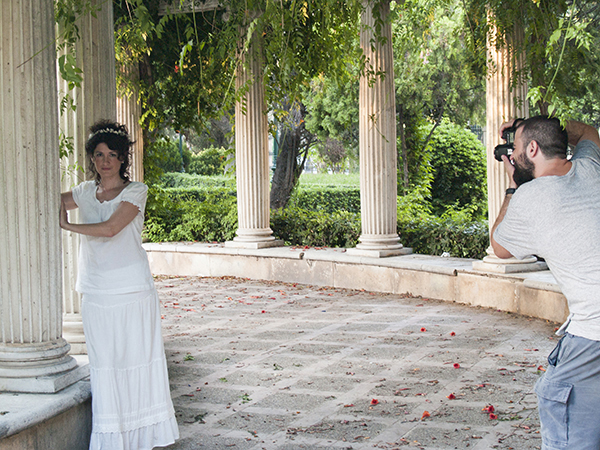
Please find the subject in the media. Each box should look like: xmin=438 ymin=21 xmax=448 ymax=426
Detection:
xmin=392 ymin=0 xmax=485 ymax=193
xmin=463 ymin=0 xmax=600 ymax=123
xmin=270 ymin=101 xmax=316 ymax=209
xmin=114 ymin=0 xmax=366 ymax=207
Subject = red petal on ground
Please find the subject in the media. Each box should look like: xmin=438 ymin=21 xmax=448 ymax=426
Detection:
xmin=453 ymin=363 xmax=460 ymax=369
xmin=447 ymin=393 xmax=456 ymax=400
xmin=489 ymin=413 xmax=498 ymax=420
xmin=450 ymin=332 xmax=456 ymax=336
xmin=538 ymin=365 xmax=546 ymax=372
xmin=370 ymin=399 xmax=379 ymax=405
xmin=421 ymin=411 xmax=430 ymax=419
xmin=420 ymin=327 xmax=427 ymax=332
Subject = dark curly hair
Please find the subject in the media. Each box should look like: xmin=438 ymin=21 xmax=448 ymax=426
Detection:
xmin=85 ymin=119 xmax=135 ymax=183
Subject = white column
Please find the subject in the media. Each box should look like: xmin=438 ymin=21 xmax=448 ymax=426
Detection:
xmin=0 ymin=0 xmax=86 ymax=393
xmin=473 ymin=23 xmax=546 ymax=273
xmin=58 ymin=0 xmax=117 ymax=353
xmin=226 ymin=31 xmax=282 ymax=249
xmin=117 ymin=64 xmax=144 ymax=182
xmin=348 ymin=0 xmax=410 ymax=258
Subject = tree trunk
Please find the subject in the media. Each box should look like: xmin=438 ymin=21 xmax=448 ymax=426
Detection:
xmin=270 ymin=102 xmax=313 ymax=210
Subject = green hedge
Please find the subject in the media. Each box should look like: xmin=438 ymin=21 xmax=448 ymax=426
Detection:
xmin=271 ymin=207 xmax=361 ymax=247
xmin=145 ymin=191 xmax=488 ymax=259
xmin=288 ymin=186 xmax=361 ymax=213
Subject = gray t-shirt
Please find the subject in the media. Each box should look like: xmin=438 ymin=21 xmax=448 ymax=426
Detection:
xmin=494 ymin=140 xmax=600 ymax=341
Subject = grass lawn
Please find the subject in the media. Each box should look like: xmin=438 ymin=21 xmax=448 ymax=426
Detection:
xmin=297 ymin=172 xmax=360 ymax=187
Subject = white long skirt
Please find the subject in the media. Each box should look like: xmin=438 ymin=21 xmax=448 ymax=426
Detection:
xmin=82 ymin=289 xmax=179 ymax=450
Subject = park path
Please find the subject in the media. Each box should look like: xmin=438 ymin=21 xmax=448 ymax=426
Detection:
xmin=158 ymin=275 xmax=557 ymax=450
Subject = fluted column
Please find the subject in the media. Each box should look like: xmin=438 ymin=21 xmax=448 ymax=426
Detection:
xmin=348 ymin=0 xmax=410 ymax=258
xmin=226 ymin=30 xmax=282 ymax=249
xmin=58 ymin=0 xmax=117 ymax=353
xmin=0 ymin=0 xmax=83 ymax=393
xmin=117 ymin=64 xmax=144 ymax=182
xmin=472 ymin=23 xmax=546 ymax=273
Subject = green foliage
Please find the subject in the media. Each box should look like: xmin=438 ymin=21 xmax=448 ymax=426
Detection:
xmin=144 ymin=190 xmax=237 ymax=243
xmin=399 ymin=215 xmax=488 ymax=259
xmin=303 ymin=76 xmax=360 ymax=158
xmin=420 ymin=120 xmax=487 ymax=217
xmin=146 ymin=138 xmax=192 ymax=173
xmin=145 ymin=172 xmax=487 ymax=258
xmin=288 ymin=186 xmax=361 ymax=213
xmin=270 ymin=207 xmax=361 ymax=248
xmin=188 ymin=147 xmax=229 ymax=176
xmin=159 ymin=172 xmax=234 ymax=189
xmin=463 ymin=0 xmax=600 ymax=123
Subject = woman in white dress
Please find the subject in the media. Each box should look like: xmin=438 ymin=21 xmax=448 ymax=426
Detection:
xmin=60 ymin=120 xmax=179 ymax=450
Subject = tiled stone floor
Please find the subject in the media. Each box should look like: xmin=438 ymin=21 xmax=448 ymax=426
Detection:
xmin=159 ymin=275 xmax=558 ymax=450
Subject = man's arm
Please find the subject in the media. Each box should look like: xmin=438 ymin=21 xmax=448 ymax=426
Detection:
xmin=490 ymin=191 xmax=514 ymax=259
xmin=565 ymin=121 xmax=600 ymax=148
xmin=489 ymin=153 xmax=515 ymax=259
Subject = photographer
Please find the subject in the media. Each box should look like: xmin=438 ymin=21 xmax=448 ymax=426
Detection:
xmin=491 ymin=115 xmax=600 ymax=449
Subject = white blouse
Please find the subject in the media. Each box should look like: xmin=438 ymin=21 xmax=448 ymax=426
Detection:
xmin=71 ymin=181 xmax=155 ymax=294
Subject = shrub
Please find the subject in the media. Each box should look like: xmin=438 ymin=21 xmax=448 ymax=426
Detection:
xmin=145 ymin=175 xmax=488 ymax=258
xmin=144 ymin=188 xmax=237 ymax=243
xmin=421 ymin=119 xmax=487 ymax=217
xmin=188 ymin=147 xmax=229 ymax=176
xmin=288 ymin=185 xmax=361 ymax=213
xmin=146 ymin=138 xmax=192 ymax=173
xmin=271 ymin=207 xmax=361 ymax=248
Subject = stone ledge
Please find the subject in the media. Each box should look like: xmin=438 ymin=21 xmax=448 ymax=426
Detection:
xmin=144 ymin=242 xmax=566 ymax=324
xmin=0 ymin=375 xmax=90 ymax=440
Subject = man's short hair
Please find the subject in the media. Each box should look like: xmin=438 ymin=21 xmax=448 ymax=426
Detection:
xmin=517 ymin=115 xmax=568 ymax=159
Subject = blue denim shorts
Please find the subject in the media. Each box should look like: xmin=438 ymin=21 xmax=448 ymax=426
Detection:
xmin=535 ymin=333 xmax=600 ymax=450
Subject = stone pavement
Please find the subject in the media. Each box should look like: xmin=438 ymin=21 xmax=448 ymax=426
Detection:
xmin=158 ymin=275 xmax=559 ymax=450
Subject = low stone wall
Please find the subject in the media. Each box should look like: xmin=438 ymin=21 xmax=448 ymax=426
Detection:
xmin=0 ymin=380 xmax=91 ymax=450
xmin=144 ymin=242 xmax=569 ymax=325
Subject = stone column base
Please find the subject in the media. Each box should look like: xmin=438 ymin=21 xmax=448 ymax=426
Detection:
xmin=0 ymin=355 xmax=89 ymax=394
xmin=346 ymin=246 xmax=413 ymax=258
xmin=472 ymin=254 xmax=548 ymax=274
xmin=226 ymin=228 xmax=284 ymax=249
xmin=225 ymin=239 xmax=284 ymax=250
xmin=63 ymin=314 xmax=87 ymax=355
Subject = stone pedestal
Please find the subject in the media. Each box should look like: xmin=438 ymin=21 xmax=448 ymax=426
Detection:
xmin=226 ymin=31 xmax=282 ymax=249
xmin=58 ymin=0 xmax=117 ymax=354
xmin=348 ymin=0 xmax=410 ymax=259
xmin=473 ymin=24 xmax=542 ymax=273
xmin=0 ymin=0 xmax=84 ymax=393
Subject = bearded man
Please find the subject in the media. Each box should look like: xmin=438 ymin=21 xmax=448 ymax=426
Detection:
xmin=492 ymin=115 xmax=600 ymax=450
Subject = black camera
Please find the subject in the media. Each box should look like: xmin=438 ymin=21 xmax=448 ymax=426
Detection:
xmin=494 ymin=119 xmax=524 ymax=161
xmin=494 ymin=125 xmax=516 ymax=161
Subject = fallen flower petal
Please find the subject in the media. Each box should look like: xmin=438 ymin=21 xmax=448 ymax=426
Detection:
xmin=453 ymin=363 xmax=461 ymax=369
xmin=370 ymin=399 xmax=379 ymax=405
xmin=447 ymin=393 xmax=456 ymax=400
xmin=420 ymin=327 xmax=427 ymax=332
xmin=450 ymin=332 xmax=456 ymax=336
xmin=344 ymin=404 xmax=355 ymax=408
xmin=489 ymin=413 xmax=498 ymax=420
xmin=482 ymin=405 xmax=495 ymax=413
xmin=421 ymin=411 xmax=430 ymax=419
xmin=538 ymin=365 xmax=546 ymax=372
